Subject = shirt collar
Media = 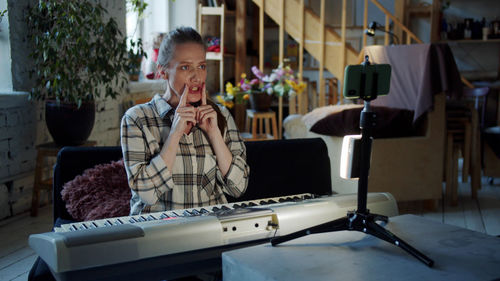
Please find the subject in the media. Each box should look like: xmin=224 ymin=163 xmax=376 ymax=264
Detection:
xmin=152 ymin=94 xmax=174 ymax=119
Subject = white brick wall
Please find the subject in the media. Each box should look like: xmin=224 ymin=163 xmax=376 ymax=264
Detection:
xmin=0 ymin=92 xmax=128 ymax=220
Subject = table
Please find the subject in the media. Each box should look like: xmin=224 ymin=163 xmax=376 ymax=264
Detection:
xmin=30 ymin=141 xmax=97 ymax=216
xmin=222 ymin=215 xmax=500 ymax=281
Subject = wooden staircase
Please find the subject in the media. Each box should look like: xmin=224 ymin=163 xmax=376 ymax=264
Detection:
xmin=258 ymin=0 xmax=360 ymax=86
xmin=252 ymin=0 xmax=472 ymax=138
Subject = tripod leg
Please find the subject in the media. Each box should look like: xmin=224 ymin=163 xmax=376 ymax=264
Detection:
xmin=370 ymin=213 xmax=388 ymax=223
xmin=271 ymin=216 xmax=350 ymax=246
xmin=365 ymin=220 xmax=434 ymax=267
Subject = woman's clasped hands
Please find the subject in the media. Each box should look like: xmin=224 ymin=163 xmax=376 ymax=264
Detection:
xmin=172 ymin=84 xmax=219 ymax=137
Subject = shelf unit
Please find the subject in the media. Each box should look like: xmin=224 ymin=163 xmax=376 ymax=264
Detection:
xmin=198 ymin=4 xmax=235 ymax=94
xmin=439 ymin=39 xmax=500 ymax=44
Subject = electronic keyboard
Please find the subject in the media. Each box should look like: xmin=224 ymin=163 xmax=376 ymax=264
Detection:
xmin=29 ymin=192 xmax=398 ymax=280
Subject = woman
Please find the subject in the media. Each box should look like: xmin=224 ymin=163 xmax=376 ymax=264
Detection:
xmin=121 ymin=27 xmax=249 ymax=215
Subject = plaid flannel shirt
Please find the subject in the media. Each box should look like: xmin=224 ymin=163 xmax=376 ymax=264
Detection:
xmin=121 ymin=94 xmax=249 ymax=215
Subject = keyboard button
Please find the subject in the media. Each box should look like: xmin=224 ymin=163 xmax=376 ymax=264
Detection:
xmin=221 ymin=205 xmax=231 ymax=211
xmin=240 ymin=203 xmax=248 ymax=207
xmin=259 ymin=201 xmax=268 ymax=205
xmin=212 ymin=206 xmax=221 ymax=212
xmin=200 ymin=208 xmax=210 ymax=214
xmin=183 ymin=210 xmax=193 ymax=216
xmin=249 ymin=202 xmax=257 ymax=206
xmin=232 ymin=204 xmax=241 ymax=208
xmin=159 ymin=213 xmax=169 ymax=219
xmin=190 ymin=209 xmax=200 ymax=216
xmin=147 ymin=215 xmax=157 ymax=221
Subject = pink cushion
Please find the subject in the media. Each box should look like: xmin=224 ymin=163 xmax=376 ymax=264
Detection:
xmin=61 ymin=159 xmax=131 ymax=221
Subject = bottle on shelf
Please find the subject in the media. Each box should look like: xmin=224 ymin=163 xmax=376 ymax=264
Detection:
xmin=464 ymin=18 xmax=472 ymax=39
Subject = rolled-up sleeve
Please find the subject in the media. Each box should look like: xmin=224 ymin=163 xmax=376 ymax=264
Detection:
xmin=217 ymin=108 xmax=249 ymax=198
xmin=120 ymin=114 xmax=175 ymax=205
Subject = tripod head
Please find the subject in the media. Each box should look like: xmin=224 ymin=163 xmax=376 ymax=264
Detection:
xmin=343 ymin=56 xmax=391 ymax=102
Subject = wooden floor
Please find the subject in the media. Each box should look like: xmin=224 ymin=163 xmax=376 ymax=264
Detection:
xmin=0 ymin=178 xmax=499 ymax=281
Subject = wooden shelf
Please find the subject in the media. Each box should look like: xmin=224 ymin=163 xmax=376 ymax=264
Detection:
xmin=206 ymin=52 xmax=235 ymax=61
xmin=199 ymin=6 xmax=235 ymax=16
xmin=198 ymin=3 xmax=234 ymax=93
xmin=440 ymin=39 xmax=500 ymax=44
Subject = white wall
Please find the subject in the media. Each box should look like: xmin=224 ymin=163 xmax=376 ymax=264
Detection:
xmin=169 ymin=0 xmax=197 ymax=30
xmin=0 ymin=0 xmax=12 ymax=92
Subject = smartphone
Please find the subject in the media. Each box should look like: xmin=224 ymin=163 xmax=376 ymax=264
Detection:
xmin=343 ymin=64 xmax=391 ymax=99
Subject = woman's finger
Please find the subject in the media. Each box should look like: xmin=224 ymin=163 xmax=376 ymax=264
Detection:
xmin=201 ymin=83 xmax=207 ymax=105
xmin=176 ymin=106 xmax=196 ymax=113
xmin=178 ymin=84 xmax=188 ymax=107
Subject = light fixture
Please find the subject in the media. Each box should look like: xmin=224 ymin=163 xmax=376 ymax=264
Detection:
xmin=364 ymin=21 xmax=399 ymax=45
xmin=365 ymin=21 xmax=378 ymax=37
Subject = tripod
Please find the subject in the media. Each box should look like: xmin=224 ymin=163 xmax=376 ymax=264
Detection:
xmin=271 ymin=57 xmax=434 ymax=267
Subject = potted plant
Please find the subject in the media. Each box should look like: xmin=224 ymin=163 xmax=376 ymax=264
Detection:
xmin=127 ymin=38 xmax=147 ymax=81
xmin=26 ymin=0 xmax=144 ymax=145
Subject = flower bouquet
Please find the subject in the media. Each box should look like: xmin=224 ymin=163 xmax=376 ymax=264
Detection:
xmin=251 ymin=64 xmax=306 ymax=98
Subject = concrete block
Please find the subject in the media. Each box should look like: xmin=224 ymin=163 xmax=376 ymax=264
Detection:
xmin=0 ymin=164 xmax=8 ymax=179
xmin=8 ymin=174 xmax=34 ymax=215
xmin=0 ymin=151 xmax=7 ymax=162
xmin=0 ymin=112 xmax=6 ymax=127
xmin=0 ymin=183 xmax=10 ymax=220
xmin=0 ymin=139 xmax=8 ymax=152
xmin=5 ymin=109 xmax=20 ymax=127
xmin=11 ymin=194 xmax=33 ymax=216
xmin=8 ymin=164 xmax=21 ymax=177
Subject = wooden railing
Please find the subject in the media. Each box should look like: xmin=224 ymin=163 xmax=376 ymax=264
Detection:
xmin=362 ymin=0 xmax=423 ymax=48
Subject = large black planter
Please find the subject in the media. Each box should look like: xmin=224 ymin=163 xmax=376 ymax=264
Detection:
xmin=45 ymin=100 xmax=96 ymax=146
xmin=249 ymin=91 xmax=272 ymax=112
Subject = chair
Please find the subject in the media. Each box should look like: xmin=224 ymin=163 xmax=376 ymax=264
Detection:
xmin=464 ymin=87 xmax=490 ymax=168
xmin=445 ymin=87 xmax=489 ymax=204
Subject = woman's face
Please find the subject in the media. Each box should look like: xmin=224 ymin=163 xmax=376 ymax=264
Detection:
xmin=164 ymin=42 xmax=207 ymax=105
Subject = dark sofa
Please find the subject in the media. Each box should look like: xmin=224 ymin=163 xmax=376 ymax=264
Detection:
xmin=30 ymin=138 xmax=332 ymax=280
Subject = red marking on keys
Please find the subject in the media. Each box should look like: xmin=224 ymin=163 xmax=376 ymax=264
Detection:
xmin=162 ymin=217 xmax=179 ymax=221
